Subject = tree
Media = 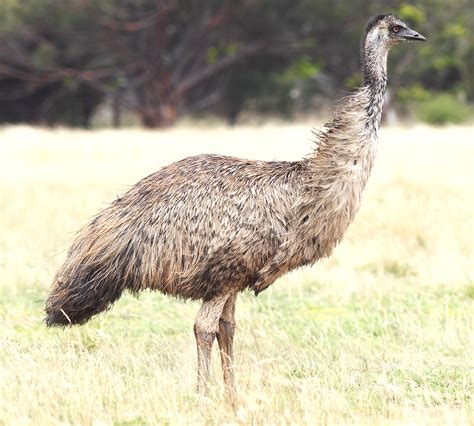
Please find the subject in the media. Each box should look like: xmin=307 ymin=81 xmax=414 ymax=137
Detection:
xmin=91 ymin=0 xmax=306 ymax=127
xmin=1 ymin=0 xmax=472 ymax=128
xmin=0 ymin=0 xmax=110 ymax=126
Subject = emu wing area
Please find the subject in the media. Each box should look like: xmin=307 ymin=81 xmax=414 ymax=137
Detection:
xmin=99 ymin=154 xmax=301 ymax=300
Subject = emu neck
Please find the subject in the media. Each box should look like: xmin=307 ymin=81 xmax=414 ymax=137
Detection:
xmin=299 ymin=37 xmax=389 ymax=258
xmin=362 ymin=34 xmax=389 ymax=89
xmin=362 ymin=35 xmax=389 ymax=129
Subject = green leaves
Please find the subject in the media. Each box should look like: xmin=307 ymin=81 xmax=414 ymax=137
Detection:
xmin=277 ymin=56 xmax=321 ymax=84
xmin=398 ymin=4 xmax=426 ymax=26
xmin=31 ymin=42 xmax=56 ymax=70
xmin=418 ymin=93 xmax=472 ymax=125
xmin=206 ymin=43 xmax=241 ymax=64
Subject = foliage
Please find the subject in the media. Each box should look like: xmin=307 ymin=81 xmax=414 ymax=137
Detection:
xmin=418 ymin=93 xmax=472 ymax=125
xmin=0 ymin=0 xmax=473 ymax=127
xmin=0 ymin=0 xmax=106 ymax=126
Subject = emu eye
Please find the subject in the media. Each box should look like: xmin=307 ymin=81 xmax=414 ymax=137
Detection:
xmin=391 ymin=25 xmax=401 ymax=34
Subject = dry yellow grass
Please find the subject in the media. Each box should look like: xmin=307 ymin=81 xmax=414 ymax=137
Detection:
xmin=1 ymin=124 xmax=473 ymax=425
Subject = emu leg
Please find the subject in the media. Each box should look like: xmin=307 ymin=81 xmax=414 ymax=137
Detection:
xmin=194 ymin=294 xmax=228 ymax=395
xmin=216 ymin=292 xmax=237 ymax=401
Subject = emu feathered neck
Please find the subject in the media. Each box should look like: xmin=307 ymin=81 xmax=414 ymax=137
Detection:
xmin=320 ymin=27 xmax=389 ymax=141
xmin=361 ymin=27 xmax=389 ymax=89
xmin=299 ymin=28 xmax=389 ymax=257
xmin=306 ymin=26 xmax=389 ymax=184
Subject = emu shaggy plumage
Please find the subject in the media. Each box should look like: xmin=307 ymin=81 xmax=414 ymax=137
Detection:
xmin=45 ymin=96 xmax=378 ymax=327
xmin=45 ymin=14 xmax=425 ymax=397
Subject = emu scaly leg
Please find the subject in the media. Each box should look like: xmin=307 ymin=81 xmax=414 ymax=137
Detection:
xmin=194 ymin=294 xmax=229 ymax=395
xmin=216 ymin=292 xmax=237 ymax=402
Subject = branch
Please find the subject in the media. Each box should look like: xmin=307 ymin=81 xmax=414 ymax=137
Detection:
xmin=175 ymin=40 xmax=266 ymax=96
xmin=204 ymin=2 xmax=234 ymax=31
xmin=98 ymin=16 xmax=156 ymax=32
xmin=184 ymin=91 xmax=222 ymax=114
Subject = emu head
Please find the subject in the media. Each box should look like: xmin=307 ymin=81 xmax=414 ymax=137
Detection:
xmin=365 ymin=14 xmax=426 ymax=49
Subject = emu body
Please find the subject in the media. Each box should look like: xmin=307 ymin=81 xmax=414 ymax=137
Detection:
xmin=45 ymin=14 xmax=425 ymax=398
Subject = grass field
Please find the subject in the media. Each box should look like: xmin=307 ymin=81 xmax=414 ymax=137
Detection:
xmin=1 ymin=124 xmax=473 ymax=425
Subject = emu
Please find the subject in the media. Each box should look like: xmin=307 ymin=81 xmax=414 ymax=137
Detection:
xmin=45 ymin=14 xmax=425 ymax=398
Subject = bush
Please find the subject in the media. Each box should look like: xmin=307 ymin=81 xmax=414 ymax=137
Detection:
xmin=418 ymin=93 xmax=472 ymax=125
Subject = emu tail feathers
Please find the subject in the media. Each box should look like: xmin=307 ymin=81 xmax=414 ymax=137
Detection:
xmin=45 ymin=213 xmax=136 ymax=327
xmin=45 ymin=267 xmax=127 ymax=326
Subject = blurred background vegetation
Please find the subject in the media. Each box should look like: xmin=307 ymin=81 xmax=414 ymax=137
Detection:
xmin=0 ymin=0 xmax=472 ymax=128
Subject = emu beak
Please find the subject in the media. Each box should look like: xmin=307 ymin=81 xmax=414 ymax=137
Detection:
xmin=398 ymin=27 xmax=426 ymax=41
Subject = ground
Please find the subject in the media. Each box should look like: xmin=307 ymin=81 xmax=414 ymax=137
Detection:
xmin=0 ymin=124 xmax=473 ymax=425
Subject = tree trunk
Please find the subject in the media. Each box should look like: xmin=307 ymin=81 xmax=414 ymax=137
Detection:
xmin=140 ymin=102 xmax=178 ymax=128
xmin=137 ymin=70 xmax=179 ymax=128
xmin=112 ymin=92 xmax=122 ymax=128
